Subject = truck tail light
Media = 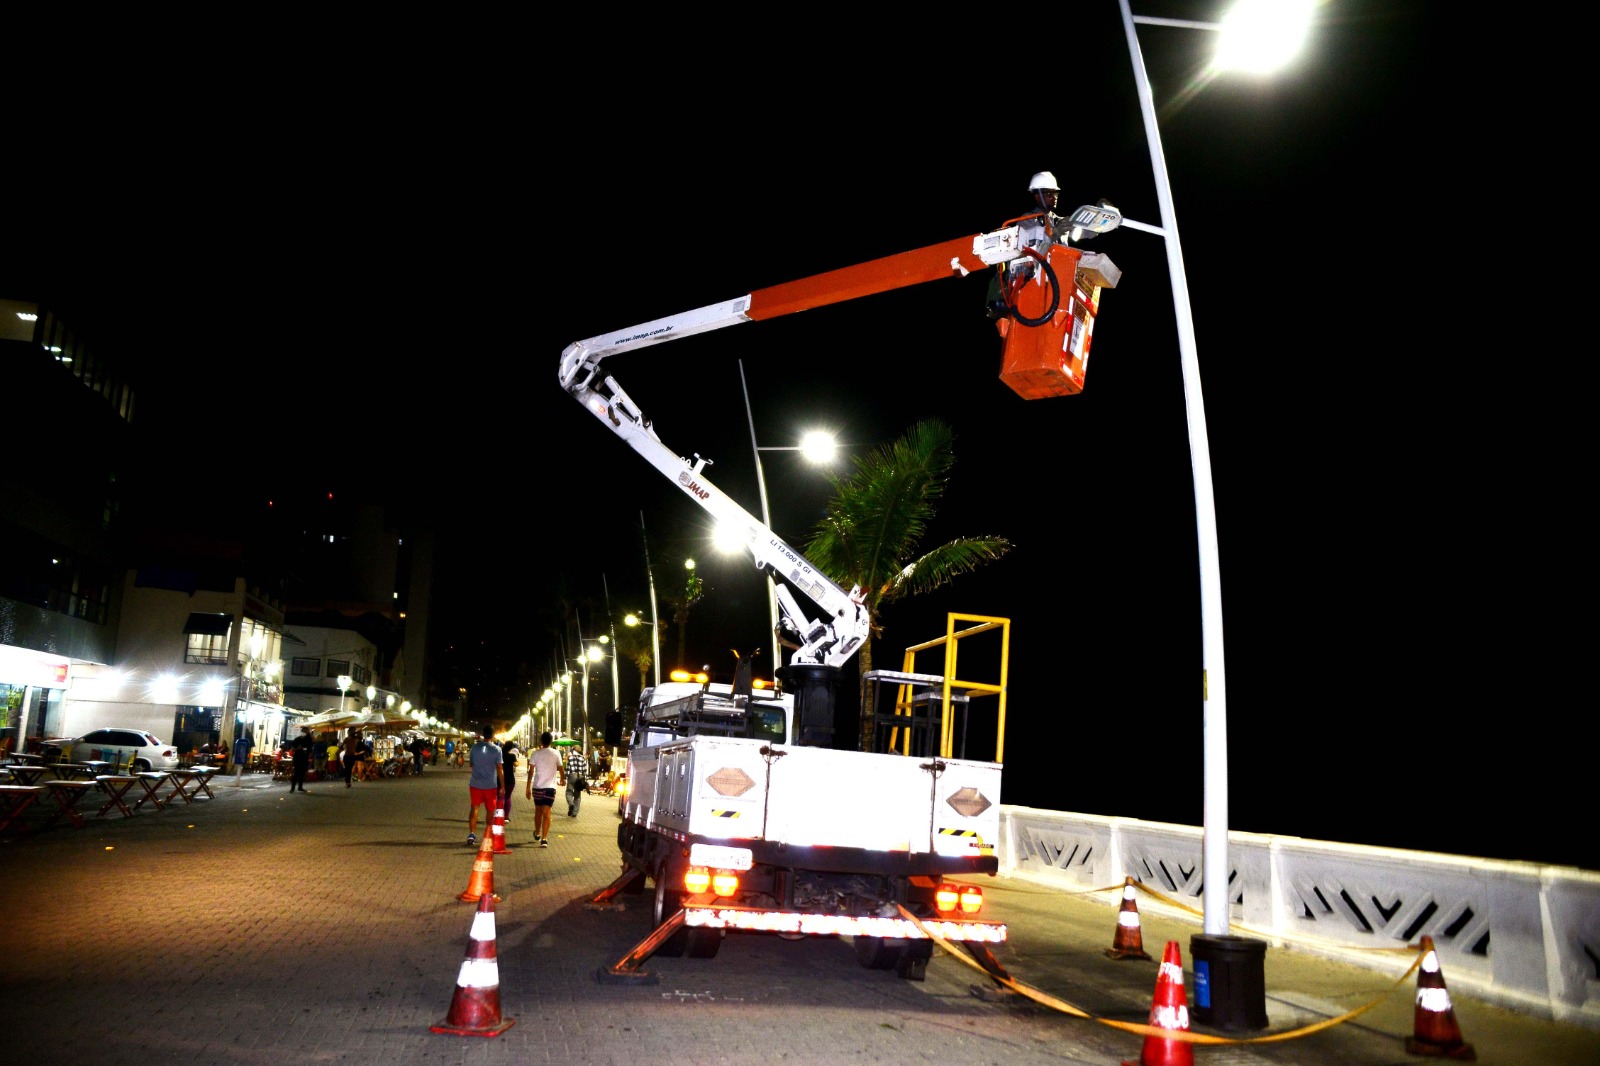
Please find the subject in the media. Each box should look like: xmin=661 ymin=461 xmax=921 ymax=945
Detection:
xmin=959 ymin=885 xmax=983 ymax=914
xmin=933 ymin=882 xmax=983 ymax=915
xmin=684 ymin=866 xmax=711 ymax=893
xmin=711 ymin=870 xmax=739 ymax=897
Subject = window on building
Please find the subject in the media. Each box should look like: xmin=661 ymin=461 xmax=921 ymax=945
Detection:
xmin=325 ymin=659 xmax=350 ymax=678
xmin=292 ymin=657 xmax=322 ymax=677
xmin=183 ymin=613 xmax=232 ymax=666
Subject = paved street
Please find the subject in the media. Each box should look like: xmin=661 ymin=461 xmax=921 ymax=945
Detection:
xmin=3 ymin=764 xmax=1594 ymax=1065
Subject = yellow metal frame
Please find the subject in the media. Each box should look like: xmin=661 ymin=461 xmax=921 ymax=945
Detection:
xmin=890 ymin=613 xmax=1010 ymax=764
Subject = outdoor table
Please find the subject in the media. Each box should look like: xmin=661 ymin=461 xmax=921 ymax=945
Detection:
xmin=51 ymin=762 xmax=105 ymax=781
xmin=164 ymin=768 xmax=214 ymax=804
xmin=7 ymin=752 xmax=43 ymax=764
xmin=4 ymin=764 xmax=50 ymax=787
xmin=0 ymin=784 xmax=47 ymax=834
xmin=189 ymin=766 xmax=219 ymax=799
xmin=39 ymin=779 xmax=96 ymax=830
xmin=131 ymin=772 xmax=172 ymax=812
xmin=94 ymin=775 xmax=140 ymax=818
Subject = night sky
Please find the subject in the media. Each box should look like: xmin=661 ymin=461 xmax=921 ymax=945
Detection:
xmin=8 ymin=4 xmax=1585 ymax=869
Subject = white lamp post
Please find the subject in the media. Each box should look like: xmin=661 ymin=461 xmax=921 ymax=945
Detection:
xmin=737 ymin=359 xmax=839 ymax=675
xmin=337 ymin=675 xmax=352 ymax=716
xmin=1118 ymin=0 xmax=1312 ymax=938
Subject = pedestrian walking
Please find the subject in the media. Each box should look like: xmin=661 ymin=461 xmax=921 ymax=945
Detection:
xmin=341 ymin=727 xmax=362 ymax=788
xmin=409 ymin=735 xmax=426 ymax=776
xmin=525 ymin=731 xmax=560 ymax=848
xmin=289 ymin=725 xmax=314 ymax=792
xmin=563 ymin=743 xmax=588 ymax=817
xmin=464 ymin=726 xmax=503 ymax=846
xmin=326 ymin=739 xmax=341 ymax=778
xmin=500 ymin=740 xmax=519 ymax=823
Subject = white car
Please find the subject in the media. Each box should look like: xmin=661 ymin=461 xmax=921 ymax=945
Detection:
xmin=49 ymin=729 xmax=180 ymax=772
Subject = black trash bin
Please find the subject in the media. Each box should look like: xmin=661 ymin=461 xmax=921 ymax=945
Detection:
xmin=1189 ymin=933 xmax=1268 ymax=1030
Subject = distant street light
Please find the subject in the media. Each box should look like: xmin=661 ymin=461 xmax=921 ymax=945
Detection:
xmin=1119 ymin=0 xmax=1312 ymax=937
xmin=337 ymin=674 xmax=352 ymax=716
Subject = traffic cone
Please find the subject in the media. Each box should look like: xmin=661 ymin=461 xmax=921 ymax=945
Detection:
xmin=430 ymin=893 xmax=516 ymax=1037
xmin=491 ymin=804 xmax=510 ymax=854
xmin=458 ymin=832 xmax=500 ymax=903
xmin=1122 ymin=940 xmax=1193 ymax=1066
xmin=1404 ymin=936 xmax=1476 ymax=1059
xmin=1106 ymin=877 xmax=1153 ymax=960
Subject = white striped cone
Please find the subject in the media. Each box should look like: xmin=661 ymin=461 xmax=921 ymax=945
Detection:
xmin=1404 ymin=936 xmax=1475 ymax=1059
xmin=491 ymin=805 xmax=510 ymax=854
xmin=1106 ymin=878 xmax=1152 ymax=960
xmin=430 ymin=893 xmax=515 ymax=1037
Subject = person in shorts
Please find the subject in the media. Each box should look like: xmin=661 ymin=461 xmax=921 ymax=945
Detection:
xmin=464 ymin=727 xmax=503 ymax=847
xmin=525 ymin=731 xmax=560 ymax=848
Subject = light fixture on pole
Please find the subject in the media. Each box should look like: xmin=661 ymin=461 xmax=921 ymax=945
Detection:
xmin=337 ymin=674 xmax=352 ymax=716
xmin=1117 ymin=0 xmax=1312 ymax=937
xmin=737 ymin=359 xmax=840 ymax=678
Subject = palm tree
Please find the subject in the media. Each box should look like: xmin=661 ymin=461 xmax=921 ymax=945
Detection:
xmin=801 ymin=418 xmax=1011 ymax=750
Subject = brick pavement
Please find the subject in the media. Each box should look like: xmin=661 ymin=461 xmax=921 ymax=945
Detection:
xmin=1 ymin=763 xmax=1594 ymax=1065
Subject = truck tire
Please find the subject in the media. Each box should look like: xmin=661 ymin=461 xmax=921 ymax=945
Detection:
xmin=854 ymin=935 xmax=906 ymax=970
xmin=855 ymin=935 xmax=932 ymax=979
xmin=651 ymin=868 xmax=721 ymax=959
xmin=652 ymin=872 xmax=689 ymax=957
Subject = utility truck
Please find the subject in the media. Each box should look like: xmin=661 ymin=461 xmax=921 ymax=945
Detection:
xmin=565 ymin=200 xmax=1122 ymax=981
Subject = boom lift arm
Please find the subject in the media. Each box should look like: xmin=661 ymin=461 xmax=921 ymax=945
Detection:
xmin=558 ymin=215 xmax=1117 ymax=671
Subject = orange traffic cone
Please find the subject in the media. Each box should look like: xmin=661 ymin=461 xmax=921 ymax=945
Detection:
xmin=1106 ymin=877 xmax=1153 ymax=960
xmin=430 ymin=893 xmax=516 ymax=1037
xmin=491 ymin=804 xmax=510 ymax=854
xmin=458 ymin=832 xmax=500 ymax=903
xmin=1122 ymin=940 xmax=1193 ymax=1066
xmin=1405 ymin=936 xmax=1476 ymax=1059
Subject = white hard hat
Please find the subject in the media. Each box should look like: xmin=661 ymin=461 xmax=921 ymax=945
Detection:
xmin=1028 ymin=171 xmax=1060 ymax=192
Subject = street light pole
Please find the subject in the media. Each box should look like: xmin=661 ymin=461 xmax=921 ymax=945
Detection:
xmin=640 ymin=511 xmax=662 ymax=690
xmin=738 ymin=360 xmax=781 ymax=673
xmin=1118 ymin=0 xmax=1310 ymax=938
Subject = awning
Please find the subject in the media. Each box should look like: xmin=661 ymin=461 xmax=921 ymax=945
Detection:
xmin=184 ymin=612 xmax=233 ymax=635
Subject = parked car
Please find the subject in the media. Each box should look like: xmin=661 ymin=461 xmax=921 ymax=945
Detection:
xmin=47 ymin=729 xmax=179 ymax=772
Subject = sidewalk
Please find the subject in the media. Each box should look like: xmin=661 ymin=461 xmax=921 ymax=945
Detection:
xmin=0 ymin=766 xmax=1592 ymax=1065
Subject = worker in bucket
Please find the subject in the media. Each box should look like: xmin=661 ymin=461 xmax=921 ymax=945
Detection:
xmin=988 ymin=171 xmax=1069 ymax=320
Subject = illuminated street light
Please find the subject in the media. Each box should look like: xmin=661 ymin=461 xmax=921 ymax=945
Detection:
xmin=1119 ymin=0 xmax=1312 ymax=937
xmin=738 ymin=359 xmax=839 ymax=674
xmin=337 ymin=674 xmax=352 ymax=716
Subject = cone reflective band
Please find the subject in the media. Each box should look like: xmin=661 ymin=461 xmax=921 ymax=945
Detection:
xmin=431 ymin=894 xmax=515 ymax=1037
xmin=1124 ymin=940 xmax=1193 ymax=1066
xmin=1404 ymin=936 xmax=1475 ymax=1059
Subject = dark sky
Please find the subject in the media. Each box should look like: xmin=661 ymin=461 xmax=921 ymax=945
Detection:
xmin=9 ymin=4 xmax=1583 ymax=868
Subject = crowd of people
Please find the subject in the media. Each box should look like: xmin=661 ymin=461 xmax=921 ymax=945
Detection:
xmin=268 ymin=725 xmax=623 ymax=847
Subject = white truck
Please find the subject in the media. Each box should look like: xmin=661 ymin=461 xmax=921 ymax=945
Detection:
xmin=564 ymin=208 xmax=1121 ymax=980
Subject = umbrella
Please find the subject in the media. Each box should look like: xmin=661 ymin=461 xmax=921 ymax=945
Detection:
xmin=300 ymin=709 xmax=359 ymax=730
xmin=342 ymin=710 xmax=419 ymax=734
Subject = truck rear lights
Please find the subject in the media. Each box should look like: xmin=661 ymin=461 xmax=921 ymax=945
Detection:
xmin=933 ymin=882 xmax=983 ymax=914
xmin=681 ymin=866 xmax=741 ymax=897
